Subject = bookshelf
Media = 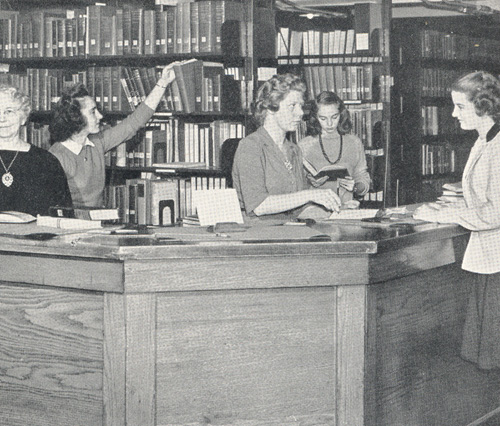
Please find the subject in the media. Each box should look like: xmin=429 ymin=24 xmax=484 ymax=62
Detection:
xmin=391 ymin=15 xmax=500 ymax=204
xmin=1 ymin=0 xmax=273 ymax=224
xmin=274 ymin=0 xmax=392 ymax=207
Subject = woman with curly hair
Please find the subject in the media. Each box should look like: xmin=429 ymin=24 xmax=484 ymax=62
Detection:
xmin=0 ymin=84 xmax=71 ymax=215
xmin=232 ymin=73 xmax=340 ymax=218
xmin=414 ymin=71 xmax=500 ymax=369
xmin=49 ymin=63 xmax=177 ymax=207
xmin=299 ymin=91 xmax=371 ymax=205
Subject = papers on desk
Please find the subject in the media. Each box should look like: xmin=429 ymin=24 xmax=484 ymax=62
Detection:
xmin=328 ymin=209 xmax=379 ymax=220
xmin=192 ymin=188 xmax=244 ymax=227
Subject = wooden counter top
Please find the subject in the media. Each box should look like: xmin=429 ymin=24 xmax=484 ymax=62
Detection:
xmin=0 ymin=221 xmax=469 ymax=293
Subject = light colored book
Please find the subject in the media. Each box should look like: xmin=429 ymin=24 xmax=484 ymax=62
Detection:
xmin=0 ymin=211 xmax=36 ymax=223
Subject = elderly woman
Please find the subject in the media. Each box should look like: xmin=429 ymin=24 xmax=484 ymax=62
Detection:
xmin=0 ymin=84 xmax=71 ymax=216
xmin=49 ymin=62 xmax=177 ymax=207
xmin=232 ymin=73 xmax=340 ymax=219
xmin=299 ymin=91 xmax=371 ymax=205
xmin=414 ymin=71 xmax=500 ymax=369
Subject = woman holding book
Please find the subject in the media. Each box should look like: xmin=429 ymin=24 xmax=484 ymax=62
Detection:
xmin=414 ymin=71 xmax=500 ymax=369
xmin=232 ymin=73 xmax=341 ymax=219
xmin=299 ymin=91 xmax=371 ymax=205
xmin=0 ymin=84 xmax=72 ymax=216
xmin=49 ymin=62 xmax=178 ymax=208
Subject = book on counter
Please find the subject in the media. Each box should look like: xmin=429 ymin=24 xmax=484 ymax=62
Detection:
xmin=303 ymin=158 xmax=348 ymax=180
xmin=48 ymin=206 xmax=120 ymax=221
xmin=37 ymin=215 xmax=103 ymax=230
xmin=0 ymin=211 xmax=37 ymax=223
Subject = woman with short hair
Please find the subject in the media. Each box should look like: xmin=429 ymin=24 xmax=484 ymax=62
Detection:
xmin=232 ymin=73 xmax=341 ymax=218
xmin=0 ymin=84 xmax=71 ymax=216
xmin=49 ymin=63 xmax=177 ymax=207
xmin=414 ymin=71 xmax=500 ymax=369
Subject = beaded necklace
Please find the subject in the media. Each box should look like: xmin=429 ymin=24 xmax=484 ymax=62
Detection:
xmin=319 ymin=133 xmax=343 ymax=165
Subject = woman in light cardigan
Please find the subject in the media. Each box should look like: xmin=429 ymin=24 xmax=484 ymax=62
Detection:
xmin=414 ymin=71 xmax=500 ymax=369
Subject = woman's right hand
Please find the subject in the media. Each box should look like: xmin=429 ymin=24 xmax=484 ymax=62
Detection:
xmin=307 ymin=173 xmax=329 ymax=188
xmin=308 ymin=189 xmax=341 ymax=212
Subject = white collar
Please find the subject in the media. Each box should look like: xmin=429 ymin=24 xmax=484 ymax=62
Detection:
xmin=61 ymin=137 xmax=95 ymax=155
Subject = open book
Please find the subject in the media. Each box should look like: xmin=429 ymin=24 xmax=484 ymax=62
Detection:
xmin=303 ymin=158 xmax=348 ymax=180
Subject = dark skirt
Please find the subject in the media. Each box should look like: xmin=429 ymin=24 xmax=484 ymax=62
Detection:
xmin=461 ymin=271 xmax=500 ymax=369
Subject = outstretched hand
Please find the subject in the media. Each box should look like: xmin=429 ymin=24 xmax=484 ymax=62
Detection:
xmin=157 ymin=62 xmax=178 ymax=87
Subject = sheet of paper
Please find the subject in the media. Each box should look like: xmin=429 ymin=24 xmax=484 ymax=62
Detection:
xmin=328 ymin=209 xmax=379 ymax=220
xmin=192 ymin=189 xmax=244 ymax=227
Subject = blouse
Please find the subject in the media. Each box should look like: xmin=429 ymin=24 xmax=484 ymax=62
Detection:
xmin=232 ymin=126 xmax=307 ymax=218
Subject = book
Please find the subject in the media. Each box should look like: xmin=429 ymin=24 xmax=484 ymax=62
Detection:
xmin=0 ymin=211 xmax=36 ymax=223
xmin=303 ymin=158 xmax=348 ymax=180
xmin=171 ymin=58 xmax=202 ymax=113
xmin=37 ymin=215 xmax=102 ymax=230
xmin=48 ymin=206 xmax=120 ymax=221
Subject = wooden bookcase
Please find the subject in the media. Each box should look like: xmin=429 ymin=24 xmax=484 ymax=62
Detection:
xmin=391 ymin=15 xmax=500 ymax=205
xmin=0 ymin=0 xmax=275 ymax=223
xmin=274 ymin=0 xmax=392 ymax=208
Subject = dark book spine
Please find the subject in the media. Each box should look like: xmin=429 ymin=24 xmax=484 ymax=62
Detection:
xmin=130 ymin=8 xmax=144 ymax=55
xmin=86 ymin=5 xmax=101 ymax=56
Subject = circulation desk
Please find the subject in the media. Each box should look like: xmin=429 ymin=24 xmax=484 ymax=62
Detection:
xmin=0 ymin=220 xmax=498 ymax=426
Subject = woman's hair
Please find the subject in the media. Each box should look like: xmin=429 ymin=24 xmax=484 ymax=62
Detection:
xmin=451 ymin=71 xmax=500 ymax=122
xmin=0 ymin=84 xmax=31 ymax=121
xmin=307 ymin=91 xmax=352 ymax=136
xmin=252 ymin=73 xmax=306 ymax=126
xmin=49 ymin=83 xmax=90 ymax=144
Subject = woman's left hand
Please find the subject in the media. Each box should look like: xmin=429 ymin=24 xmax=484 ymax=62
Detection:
xmin=157 ymin=62 xmax=178 ymax=87
xmin=338 ymin=177 xmax=355 ymax=192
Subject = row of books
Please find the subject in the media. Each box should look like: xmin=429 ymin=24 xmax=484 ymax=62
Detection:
xmin=0 ymin=1 xmax=254 ymax=59
xmin=104 ymin=175 xmax=228 ymax=225
xmin=421 ymin=143 xmax=457 ymax=176
xmin=421 ymin=29 xmax=500 ymax=62
xmin=421 ymin=68 xmax=463 ymax=98
xmin=303 ymin=64 xmax=375 ymax=102
xmin=23 ymin=60 xmax=240 ymax=114
xmin=347 ymin=103 xmax=384 ymax=149
xmin=277 ymin=27 xmax=382 ymax=65
xmin=105 ymin=119 xmax=245 ymax=169
xmin=421 ymin=105 xmax=463 ymax=136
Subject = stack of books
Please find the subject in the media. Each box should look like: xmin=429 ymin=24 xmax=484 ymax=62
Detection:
xmin=438 ymin=182 xmax=463 ymax=203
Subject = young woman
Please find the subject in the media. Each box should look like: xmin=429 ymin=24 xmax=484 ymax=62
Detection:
xmin=414 ymin=71 xmax=500 ymax=369
xmin=49 ymin=63 xmax=177 ymax=207
xmin=0 ymin=84 xmax=71 ymax=216
xmin=232 ymin=74 xmax=341 ymax=219
xmin=299 ymin=91 xmax=371 ymax=205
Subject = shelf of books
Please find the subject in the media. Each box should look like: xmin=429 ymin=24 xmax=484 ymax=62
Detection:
xmin=2 ymin=0 xmax=276 ymax=225
xmin=275 ymin=2 xmax=391 ymax=207
xmin=391 ymin=16 xmax=500 ymax=204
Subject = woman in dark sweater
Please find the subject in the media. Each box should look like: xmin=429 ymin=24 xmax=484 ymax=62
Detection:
xmin=0 ymin=84 xmax=72 ymax=216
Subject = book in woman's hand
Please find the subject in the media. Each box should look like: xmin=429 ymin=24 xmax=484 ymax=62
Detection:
xmin=303 ymin=158 xmax=348 ymax=180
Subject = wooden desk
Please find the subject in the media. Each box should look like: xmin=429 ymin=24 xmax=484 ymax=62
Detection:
xmin=0 ymin=222 xmax=498 ymax=426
